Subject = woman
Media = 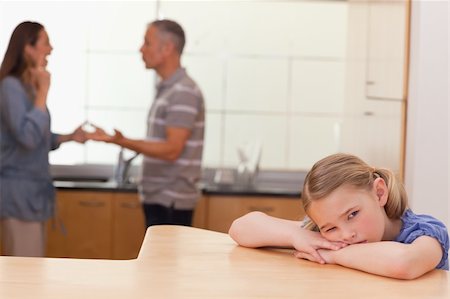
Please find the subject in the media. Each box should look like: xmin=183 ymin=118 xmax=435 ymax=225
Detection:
xmin=0 ymin=21 xmax=86 ymax=256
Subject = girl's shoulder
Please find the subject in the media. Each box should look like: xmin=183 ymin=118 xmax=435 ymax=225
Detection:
xmin=397 ymin=209 xmax=449 ymax=270
xmin=398 ymin=209 xmax=448 ymax=238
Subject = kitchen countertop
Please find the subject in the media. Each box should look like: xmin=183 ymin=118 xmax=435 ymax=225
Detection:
xmin=1 ymin=225 xmax=448 ymax=299
xmin=53 ymin=180 xmax=302 ymax=197
xmin=52 ymin=166 xmax=305 ymax=197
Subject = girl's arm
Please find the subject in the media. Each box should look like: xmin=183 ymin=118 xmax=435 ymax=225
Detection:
xmin=229 ymin=211 xmax=345 ymax=264
xmin=309 ymin=236 xmax=443 ymax=279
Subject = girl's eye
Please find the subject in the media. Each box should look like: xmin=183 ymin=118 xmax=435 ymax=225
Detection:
xmin=348 ymin=210 xmax=359 ymax=220
xmin=326 ymin=227 xmax=336 ymax=233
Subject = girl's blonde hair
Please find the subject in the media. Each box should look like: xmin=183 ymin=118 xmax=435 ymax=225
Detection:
xmin=301 ymin=153 xmax=408 ymax=231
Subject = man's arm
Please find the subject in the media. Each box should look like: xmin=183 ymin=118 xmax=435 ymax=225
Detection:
xmin=314 ymin=236 xmax=443 ymax=279
xmin=87 ymin=125 xmax=191 ymax=161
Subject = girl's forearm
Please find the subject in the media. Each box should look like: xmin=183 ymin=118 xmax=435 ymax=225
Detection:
xmin=330 ymin=241 xmax=431 ymax=279
xmin=228 ymin=212 xmax=301 ymax=248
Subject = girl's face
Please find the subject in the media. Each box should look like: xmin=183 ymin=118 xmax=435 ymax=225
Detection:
xmin=24 ymin=29 xmax=53 ymax=68
xmin=307 ymin=181 xmax=389 ymax=244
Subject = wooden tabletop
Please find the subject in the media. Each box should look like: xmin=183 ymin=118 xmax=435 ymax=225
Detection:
xmin=0 ymin=226 xmax=448 ymax=298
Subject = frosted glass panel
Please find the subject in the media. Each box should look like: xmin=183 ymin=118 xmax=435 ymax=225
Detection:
xmin=290 ymin=2 xmax=348 ymax=58
xmin=86 ymin=2 xmax=156 ymax=51
xmin=226 ymin=58 xmax=289 ymax=112
xmin=224 ymin=2 xmax=293 ymax=56
xmin=87 ymin=53 xmax=154 ymax=108
xmin=0 ymin=1 xmax=404 ymax=171
xmin=183 ymin=55 xmax=224 ymax=111
xmin=223 ymin=114 xmax=287 ymax=169
xmin=291 ymin=60 xmax=345 ymax=114
xmin=87 ymin=109 xmax=147 ymax=140
xmin=85 ymin=109 xmax=148 ymax=163
xmin=159 ymin=1 xmax=229 ymax=53
xmin=288 ymin=117 xmax=341 ymax=170
xmin=203 ymin=112 xmax=223 ymax=167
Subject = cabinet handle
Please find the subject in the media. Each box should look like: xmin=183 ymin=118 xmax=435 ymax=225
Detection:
xmin=120 ymin=202 xmax=141 ymax=209
xmin=366 ymin=81 xmax=375 ymax=85
xmin=247 ymin=206 xmax=275 ymax=213
xmin=78 ymin=201 xmax=105 ymax=208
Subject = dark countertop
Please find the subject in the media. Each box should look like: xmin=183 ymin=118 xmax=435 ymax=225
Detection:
xmin=53 ymin=180 xmax=139 ymax=193
xmin=53 ymin=180 xmax=302 ymax=197
xmin=53 ymin=169 xmax=305 ymax=198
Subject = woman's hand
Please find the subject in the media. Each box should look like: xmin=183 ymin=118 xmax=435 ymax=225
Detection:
xmin=71 ymin=125 xmax=87 ymax=143
xmin=31 ymin=67 xmax=51 ymax=93
xmin=292 ymin=230 xmax=346 ymax=264
xmin=28 ymin=67 xmax=51 ymax=110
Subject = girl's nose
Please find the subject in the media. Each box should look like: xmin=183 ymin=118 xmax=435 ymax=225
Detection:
xmin=342 ymin=230 xmax=356 ymax=242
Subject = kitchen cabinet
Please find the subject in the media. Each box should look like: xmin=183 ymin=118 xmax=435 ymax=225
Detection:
xmin=365 ymin=0 xmax=408 ymax=101
xmin=111 ymin=193 xmax=146 ymax=259
xmin=204 ymin=195 xmax=305 ymax=233
xmin=46 ymin=190 xmax=302 ymax=257
xmin=192 ymin=196 xmax=208 ymax=229
xmin=47 ymin=190 xmax=145 ymax=260
xmin=340 ymin=0 xmax=406 ymax=174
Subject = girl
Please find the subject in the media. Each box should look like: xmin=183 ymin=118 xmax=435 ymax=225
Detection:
xmin=229 ymin=153 xmax=448 ymax=279
xmin=0 ymin=21 xmax=86 ymax=256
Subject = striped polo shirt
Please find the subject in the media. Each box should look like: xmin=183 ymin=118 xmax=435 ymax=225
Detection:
xmin=139 ymin=68 xmax=205 ymax=209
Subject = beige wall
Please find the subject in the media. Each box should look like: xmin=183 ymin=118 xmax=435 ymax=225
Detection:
xmin=405 ymin=0 xmax=449 ymax=226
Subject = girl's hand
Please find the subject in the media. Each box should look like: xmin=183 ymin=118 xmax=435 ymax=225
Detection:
xmin=292 ymin=230 xmax=346 ymax=264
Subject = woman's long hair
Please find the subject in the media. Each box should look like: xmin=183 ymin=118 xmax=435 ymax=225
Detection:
xmin=0 ymin=21 xmax=43 ymax=81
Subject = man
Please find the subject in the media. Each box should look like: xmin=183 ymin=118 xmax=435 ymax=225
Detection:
xmin=88 ymin=20 xmax=205 ymax=227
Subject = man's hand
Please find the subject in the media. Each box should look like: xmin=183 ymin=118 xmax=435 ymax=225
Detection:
xmin=86 ymin=124 xmax=123 ymax=144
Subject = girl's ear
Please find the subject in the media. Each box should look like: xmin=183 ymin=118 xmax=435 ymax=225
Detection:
xmin=373 ymin=177 xmax=388 ymax=207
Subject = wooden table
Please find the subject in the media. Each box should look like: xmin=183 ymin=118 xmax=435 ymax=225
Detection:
xmin=0 ymin=226 xmax=448 ymax=298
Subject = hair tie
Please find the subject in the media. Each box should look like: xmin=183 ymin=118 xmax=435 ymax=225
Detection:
xmin=373 ymin=168 xmax=380 ymax=178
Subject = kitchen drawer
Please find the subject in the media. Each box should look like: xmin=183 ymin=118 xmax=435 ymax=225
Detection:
xmin=206 ymin=195 xmax=305 ymax=233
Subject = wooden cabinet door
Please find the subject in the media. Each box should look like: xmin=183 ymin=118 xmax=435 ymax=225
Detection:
xmin=46 ymin=191 xmax=70 ymax=257
xmin=192 ymin=196 xmax=208 ymax=229
xmin=48 ymin=191 xmax=113 ymax=259
xmin=206 ymin=196 xmax=305 ymax=233
xmin=112 ymin=193 xmax=145 ymax=259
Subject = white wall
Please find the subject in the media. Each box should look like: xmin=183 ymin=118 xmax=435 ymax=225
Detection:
xmin=405 ymin=0 xmax=449 ymax=226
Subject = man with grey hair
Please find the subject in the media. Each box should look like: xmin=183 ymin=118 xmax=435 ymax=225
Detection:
xmin=88 ymin=19 xmax=205 ymax=227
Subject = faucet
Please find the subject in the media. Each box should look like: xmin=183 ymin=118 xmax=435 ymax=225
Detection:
xmin=114 ymin=148 xmax=139 ymax=185
xmin=236 ymin=141 xmax=262 ymax=187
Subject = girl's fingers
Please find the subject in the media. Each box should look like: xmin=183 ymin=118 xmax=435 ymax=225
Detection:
xmin=317 ymin=240 xmax=341 ymax=251
xmin=294 ymin=250 xmax=325 ymax=264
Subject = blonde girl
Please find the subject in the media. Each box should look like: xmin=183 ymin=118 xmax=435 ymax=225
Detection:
xmin=229 ymin=153 xmax=448 ymax=279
